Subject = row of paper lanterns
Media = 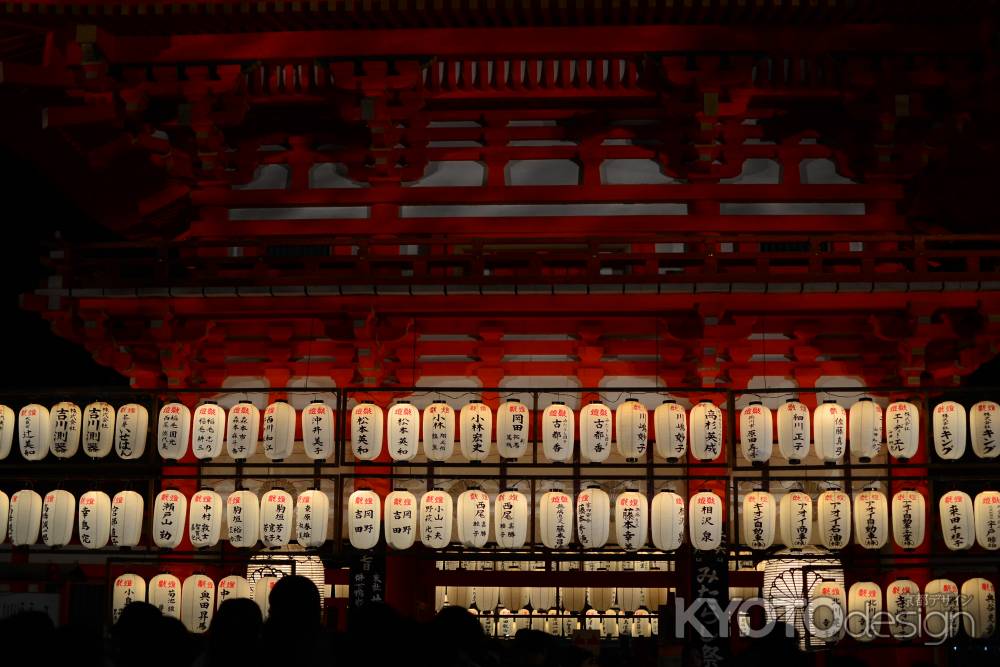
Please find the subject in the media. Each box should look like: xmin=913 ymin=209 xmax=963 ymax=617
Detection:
xmin=111 ymin=572 xmax=272 ymax=634
xmin=4 ymin=397 xmax=999 ymax=464
xmin=469 ymin=607 xmax=657 ymax=639
xmin=8 ymin=485 xmax=996 ymax=553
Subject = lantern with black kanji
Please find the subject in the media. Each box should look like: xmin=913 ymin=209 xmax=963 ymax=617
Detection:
xmin=226 ymin=400 xmax=260 ymax=459
xmin=817 ymin=489 xmax=851 ymax=550
xmin=974 ymin=490 xmax=1000 ymax=551
xmin=385 ymin=489 xmax=418 ymax=550
xmin=78 ymin=490 xmax=111 ymax=549
xmin=742 ymin=490 xmax=775 ymax=550
xmin=576 ymin=486 xmax=610 ymax=549
xmin=690 ymin=400 xmax=723 ymax=462
xmin=778 ymin=490 xmax=813 ymax=548
xmin=777 ymin=399 xmax=810 ymax=464
xmin=152 ymin=489 xmax=187 ymax=549
xmin=886 ymin=579 xmax=920 ymax=640
xmin=654 ymin=400 xmax=687 ymax=462
xmin=852 ymin=487 xmax=888 ymax=550
xmin=188 ymin=489 xmax=223 ymax=549
xmin=112 ymin=574 xmax=146 ymax=623
xmin=422 ymin=401 xmax=455 ymax=461
xmin=539 ymin=490 xmax=573 ymax=549
xmin=217 ymin=575 xmax=252 ymax=609
xmin=847 ymin=581 xmax=882 ymax=643
xmin=579 ymin=402 xmax=612 ymax=463
xmin=41 ymin=489 xmax=75 ymax=547
xmin=849 ymin=398 xmax=882 ymax=463
xmin=49 ymin=401 xmax=81 ymax=459
xmin=181 ymin=574 xmax=215 ymax=633
xmin=689 ymin=490 xmax=722 ymax=551
xmin=259 ymin=489 xmax=293 ymax=548
xmin=457 ymin=489 xmax=490 ymax=548
xmin=496 ymin=400 xmax=529 ymax=459
xmin=970 ymin=400 xmax=1000 ymax=459
xmin=149 ymin=573 xmax=181 ymax=618
xmin=494 ymin=489 xmax=528 ymax=549
xmin=542 ymin=402 xmax=574 ymax=463
xmin=296 ymin=489 xmax=330 ymax=548
xmin=388 ymin=401 xmax=419 ymax=462
xmin=924 ymin=579 xmax=959 ymax=639
xmin=157 ymin=402 xmax=190 ymax=460
xmin=301 ymin=399 xmax=334 ymax=461
xmin=419 ymin=488 xmax=453 ymax=549
xmin=262 ymin=400 xmax=296 ymax=461
xmin=961 ymin=577 xmax=997 ymax=639
xmin=813 ymin=401 xmax=847 ymax=464
xmin=616 ymin=399 xmax=649 ymax=461
xmin=891 ymin=489 xmax=926 ymax=550
xmin=739 ymin=401 xmax=773 ymax=465
xmin=18 ymin=403 xmax=51 ymax=461
xmin=460 ymin=401 xmax=493 ymax=462
xmin=191 ymin=402 xmax=225 ymax=460
xmin=933 ymin=401 xmax=966 ymax=460
xmin=939 ymin=490 xmax=974 ymax=551
xmin=227 ymin=490 xmax=259 ymax=548
xmin=111 ymin=490 xmax=144 ymax=547
xmin=885 ymin=401 xmax=919 ymax=461
xmin=348 ymin=489 xmax=381 ymax=550
xmin=651 ymin=490 xmax=685 ymax=551
xmin=114 ymin=403 xmax=148 ymax=460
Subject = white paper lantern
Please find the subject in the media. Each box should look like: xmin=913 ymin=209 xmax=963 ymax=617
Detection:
xmin=182 ymin=574 xmax=215 ymax=633
xmin=253 ymin=576 xmax=278 ymax=618
xmin=576 ymin=487 xmax=610 ymax=549
xmin=847 ymin=581 xmax=882 ymax=642
xmin=886 ymin=579 xmax=921 ymax=640
xmin=560 ymin=587 xmax=587 ymax=613
xmin=387 ymin=402 xmax=419 ymax=462
xmin=924 ymin=579 xmax=959 ymax=640
xmin=653 ymin=400 xmax=687 ymax=462
xmin=540 ymin=403 xmax=574 ymax=463
xmin=690 ymin=400 xmax=723 ymax=461
xmin=456 ymin=489 xmax=490 ymax=548
xmin=602 ymin=608 xmax=619 ymax=638
xmin=49 ymin=402 xmax=81 ymax=459
xmin=808 ymin=579 xmax=846 ymax=643
xmin=78 ymin=490 xmax=111 ymax=549
xmin=579 ymin=402 xmax=612 ymax=463
xmin=149 ymin=574 xmax=181 ymax=618
xmin=227 ymin=490 xmax=260 ymax=548
xmin=422 ymin=401 xmax=455 ymax=461
xmin=494 ymin=490 xmax=528 ymax=549
xmin=226 ymin=401 xmax=260 ymax=459
xmin=540 ymin=490 xmax=573 ymax=549
xmin=8 ymin=489 xmax=42 ymax=545
xmin=974 ymin=490 xmax=1000 ymax=551
xmin=497 ymin=608 xmax=516 ymax=637
xmin=295 ymin=489 xmax=329 ymax=548
xmin=114 ymin=403 xmax=148 ymax=460
xmin=112 ymin=574 xmax=146 ymax=623
xmin=153 ymin=489 xmax=187 ymax=549
xmin=188 ymin=489 xmax=223 ymax=549
xmin=110 ymin=490 xmax=144 ymax=547
xmin=939 ymin=490 xmax=974 ymax=551
xmin=18 ymin=404 xmax=51 ymax=461
xmin=739 ymin=402 xmax=773 ymax=465
xmin=530 ymin=584 xmax=557 ymax=612
xmin=885 ymin=401 xmax=919 ymax=461
xmin=817 ymin=490 xmax=851 ymax=550
xmin=41 ymin=490 xmax=75 ymax=547
xmin=460 ymin=401 xmax=492 ymax=462
xmin=778 ymin=491 xmax=813 ymax=548
xmin=190 ymin=402 xmax=225 ymax=460
xmin=615 ymin=491 xmax=648 ymax=551
xmin=777 ymin=399 xmax=811 ymax=464
xmin=813 ymin=401 xmax=847 ymax=463
xmin=933 ymin=401 xmax=967 ymax=460
xmin=742 ymin=490 xmax=776 ymax=550
xmin=763 ymin=547 xmax=845 ymax=651
xmin=348 ymin=489 xmax=381 ymax=550
xmin=298 ymin=400 xmax=332 ymax=460
xmin=217 ymin=575 xmax=251 ymax=609
xmin=156 ymin=402 xmax=190 ymax=460
xmin=420 ymin=489 xmax=453 ymax=549
xmin=852 ymin=489 xmax=888 ymax=550
xmin=260 ymin=489 xmax=293 ymax=548
xmin=961 ymin=577 xmax=997 ymax=640
xmin=891 ymin=490 xmax=926 ymax=550
xmin=971 ymin=400 xmax=1000 ymax=459
xmin=616 ymin=399 xmax=649 ymax=460
xmin=496 ymin=400 xmax=530 ymax=459
xmin=849 ymin=398 xmax=882 ymax=462
xmin=584 ymin=608 xmax=601 ymax=632
xmin=0 ymin=491 xmax=8 ymax=543
xmin=651 ymin=490 xmax=685 ymax=551
xmin=263 ymin=400 xmax=296 ymax=461
xmin=689 ymin=491 xmax=723 ymax=551
xmin=385 ymin=489 xmax=417 ymax=550
xmin=0 ymin=405 xmax=15 ymax=460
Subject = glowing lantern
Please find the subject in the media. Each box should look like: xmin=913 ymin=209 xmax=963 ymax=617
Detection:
xmin=891 ymin=490 xmax=926 ymax=550
xmin=762 ymin=547 xmax=845 ymax=651
xmin=0 ymin=491 xmax=8 ymax=542
xmin=808 ymin=580 xmax=846 ymax=643
xmin=777 ymin=399 xmax=810 ymax=464
xmin=851 ymin=488 xmax=888 ymax=550
xmin=262 ymin=400 xmax=296 ymax=461
xmin=616 ymin=398 xmax=649 ymax=460
xmin=422 ymin=401 xmax=455 ymax=461
xmin=156 ymin=402 xmax=190 ymax=460
xmin=41 ymin=489 xmax=75 ymax=547
xmin=473 ymin=573 xmax=500 ymax=612
xmin=690 ymin=400 xmax=723 ymax=462
xmin=0 ymin=405 xmax=14 ymax=460
xmin=654 ymin=400 xmax=687 ymax=462
xmin=226 ymin=400 xmax=260 ymax=459
xmin=602 ymin=609 xmax=619 ymax=638
xmin=817 ymin=489 xmax=851 ymax=550
xmin=885 ymin=401 xmax=919 ymax=461
xmin=295 ymin=489 xmax=330 ymax=548
xmin=460 ymin=401 xmax=492 ymax=461
xmin=496 ymin=400 xmax=529 ymax=459
xmin=190 ymin=402 xmax=225 ymax=460
xmin=961 ymin=577 xmax=997 ymax=640
xmin=181 ymin=574 xmax=215 ymax=633
xmin=18 ymin=404 xmax=51 ymax=461
xmin=580 ymin=402 xmax=612 ymax=463
xmin=188 ymin=489 xmax=223 ymax=549
xmin=9 ymin=490 xmax=42 ymax=545
xmin=259 ymin=489 xmax=293 ymax=548
xmin=497 ymin=608 xmax=516 ymax=637
xmin=384 ymin=489 xmax=417 ymax=550
xmin=217 ymin=575 xmax=251 ymax=609
xmin=971 ymin=400 xmax=1000 ymax=459
xmin=742 ymin=490 xmax=776 ymax=550
xmin=78 ymin=490 xmax=111 ymax=549
xmin=530 ymin=584 xmax=557 ymax=611
xmin=924 ymin=579 xmax=959 ymax=639
xmin=576 ymin=486 xmax=610 ymax=549
xmin=387 ymin=402 xmax=419 ymax=462
xmin=153 ymin=489 xmax=187 ymax=549
xmin=542 ymin=402 xmax=574 ymax=463
xmin=347 ymin=489 xmax=381 ymax=550
xmin=456 ymin=489 xmax=490 ymax=548
xmin=254 ymin=577 xmax=278 ymax=617
xmin=112 ymin=574 xmax=146 ymax=622
xmin=81 ymin=401 xmax=116 ymax=459
xmin=615 ymin=491 xmax=648 ymax=551
xmin=540 ymin=490 xmax=573 ymax=549
xmin=149 ymin=574 xmax=181 ymax=618
xmin=301 ymin=400 xmax=334 ymax=460
xmin=886 ymin=579 xmax=921 ymax=640
xmin=348 ymin=402 xmax=384 ymax=461
xmin=932 ymin=401 xmax=966 ymax=460
xmin=849 ymin=398 xmax=882 ymax=462
xmin=739 ymin=401 xmax=773 ymax=465
xmin=419 ymin=489 xmax=453 ymax=549
xmin=651 ymin=490 xmax=685 ymax=551
xmin=847 ymin=581 xmax=882 ymax=643
xmin=227 ymin=490 xmax=259 ymax=548
xmin=49 ymin=401 xmax=81 ymax=459
xmin=974 ymin=490 xmax=1000 ymax=551
xmin=689 ymin=491 xmax=722 ymax=551
xmin=110 ymin=490 xmax=144 ymax=547
xmin=114 ymin=403 xmax=148 ymax=460
xmin=494 ymin=489 xmax=528 ymax=549
xmin=813 ymin=401 xmax=847 ymax=463
xmin=939 ymin=490 xmax=974 ymax=551
xmin=778 ymin=491 xmax=813 ymax=548
xmin=584 ymin=609 xmax=601 ymax=632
